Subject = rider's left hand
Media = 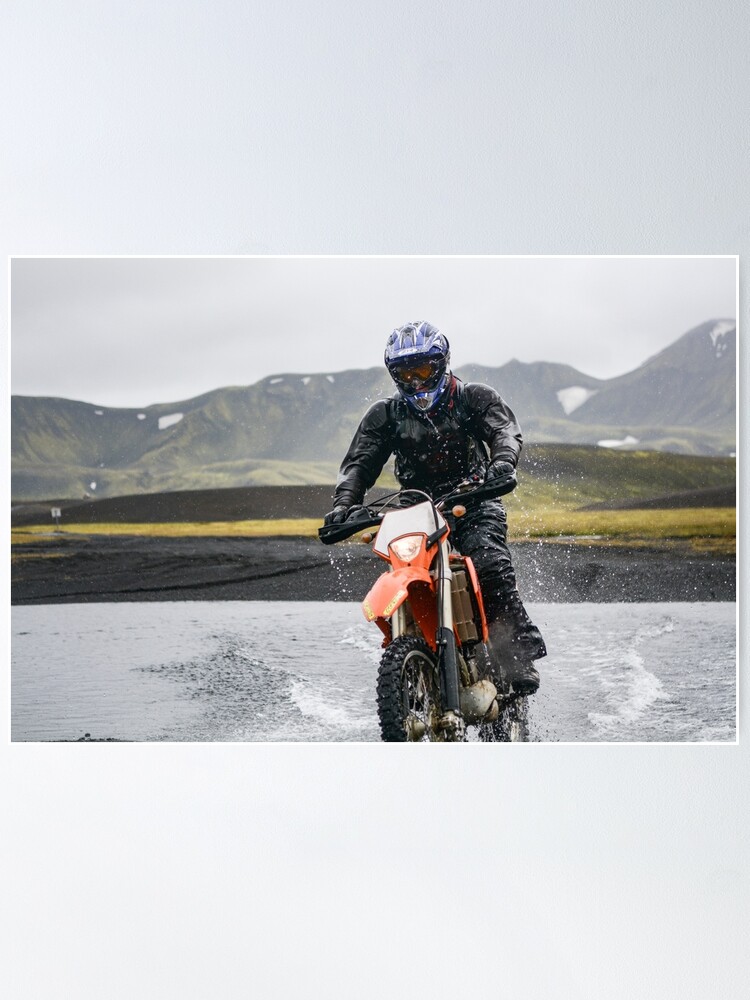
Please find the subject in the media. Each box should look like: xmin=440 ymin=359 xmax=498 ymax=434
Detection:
xmin=486 ymin=459 xmax=515 ymax=481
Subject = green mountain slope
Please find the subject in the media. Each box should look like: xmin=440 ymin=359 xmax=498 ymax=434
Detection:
xmin=11 ymin=320 xmax=736 ymax=500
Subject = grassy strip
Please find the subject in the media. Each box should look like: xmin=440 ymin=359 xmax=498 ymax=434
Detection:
xmin=11 ymin=551 xmax=65 ymax=562
xmin=11 ymin=519 xmax=325 ymax=543
xmin=11 ymin=508 xmax=735 ymax=546
xmin=506 ymin=506 xmax=735 ymax=541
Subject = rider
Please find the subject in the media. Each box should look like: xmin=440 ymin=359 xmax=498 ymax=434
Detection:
xmin=324 ymin=321 xmax=546 ymax=694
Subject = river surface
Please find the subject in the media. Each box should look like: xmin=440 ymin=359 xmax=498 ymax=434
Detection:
xmin=11 ymin=601 xmax=736 ymax=743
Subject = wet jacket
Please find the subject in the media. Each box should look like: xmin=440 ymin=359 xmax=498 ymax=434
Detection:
xmin=333 ymin=376 xmax=523 ymax=506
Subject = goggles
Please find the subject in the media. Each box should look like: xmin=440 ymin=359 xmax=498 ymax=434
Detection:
xmin=389 ymin=357 xmax=444 ymax=393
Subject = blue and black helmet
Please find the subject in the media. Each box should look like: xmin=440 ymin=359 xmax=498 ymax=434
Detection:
xmin=384 ymin=321 xmax=451 ymax=412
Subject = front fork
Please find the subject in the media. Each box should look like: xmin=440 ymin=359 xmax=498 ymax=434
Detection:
xmin=390 ymin=539 xmax=462 ymax=729
xmin=436 ymin=539 xmax=462 ymax=719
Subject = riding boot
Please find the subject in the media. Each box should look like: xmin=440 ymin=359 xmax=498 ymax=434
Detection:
xmin=485 ymin=591 xmax=545 ymax=695
xmin=486 ymin=620 xmax=540 ymax=695
xmin=498 ymin=591 xmax=547 ymax=658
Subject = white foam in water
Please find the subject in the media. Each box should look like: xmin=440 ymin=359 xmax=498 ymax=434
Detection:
xmin=11 ymin=601 xmax=736 ymax=742
xmin=588 ymin=617 xmax=672 ymax=733
xmin=339 ymin=625 xmax=381 ymax=664
xmin=588 ymin=649 xmax=665 ymax=730
xmin=289 ymin=679 xmax=366 ymax=728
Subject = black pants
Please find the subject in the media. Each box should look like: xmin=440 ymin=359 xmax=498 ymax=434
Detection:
xmin=449 ymin=499 xmax=546 ymax=659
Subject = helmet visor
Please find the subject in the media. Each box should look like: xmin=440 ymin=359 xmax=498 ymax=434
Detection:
xmin=389 ymin=357 xmax=445 ymax=394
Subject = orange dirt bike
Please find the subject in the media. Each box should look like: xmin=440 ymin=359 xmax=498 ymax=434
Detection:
xmin=319 ymin=475 xmax=530 ymax=742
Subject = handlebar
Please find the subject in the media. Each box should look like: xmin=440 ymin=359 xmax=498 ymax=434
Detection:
xmin=439 ymin=471 xmax=517 ymax=508
xmin=317 ymin=471 xmax=517 ymax=545
xmin=318 ymin=509 xmax=382 ymax=545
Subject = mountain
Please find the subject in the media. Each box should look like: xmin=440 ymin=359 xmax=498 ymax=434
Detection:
xmin=563 ymin=319 xmax=736 ymax=450
xmin=11 ymin=320 xmax=736 ymax=500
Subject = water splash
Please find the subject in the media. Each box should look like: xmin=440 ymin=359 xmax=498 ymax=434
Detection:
xmin=12 ymin=601 xmax=735 ymax=743
xmin=587 ymin=617 xmax=673 ymax=734
xmin=340 ymin=624 xmax=381 ymax=665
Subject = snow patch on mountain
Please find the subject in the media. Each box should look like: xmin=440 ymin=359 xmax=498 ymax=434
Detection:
xmin=158 ymin=413 xmax=183 ymax=431
xmin=301 ymin=376 xmax=311 ymax=385
xmin=137 ymin=413 xmax=146 ymax=420
xmin=326 ymin=375 xmax=335 ymax=383
xmin=94 ymin=410 xmax=104 ymax=416
xmin=598 ymin=435 xmax=639 ymax=449
xmin=709 ymin=320 xmax=734 ymax=357
xmin=557 ymin=386 xmax=599 ymax=415
xmin=270 ymin=377 xmax=284 ymax=385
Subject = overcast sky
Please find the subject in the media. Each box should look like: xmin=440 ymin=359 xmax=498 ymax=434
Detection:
xmin=11 ymin=255 xmax=736 ymax=407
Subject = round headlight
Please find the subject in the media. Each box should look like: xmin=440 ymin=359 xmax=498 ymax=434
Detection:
xmin=388 ymin=534 xmax=424 ymax=562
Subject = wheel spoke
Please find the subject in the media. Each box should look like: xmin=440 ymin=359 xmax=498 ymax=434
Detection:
xmin=377 ymin=637 xmax=440 ymax=743
xmin=401 ymin=652 xmax=435 ymax=741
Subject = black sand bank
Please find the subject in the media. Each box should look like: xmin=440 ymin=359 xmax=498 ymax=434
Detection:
xmin=11 ymin=534 xmax=735 ymax=605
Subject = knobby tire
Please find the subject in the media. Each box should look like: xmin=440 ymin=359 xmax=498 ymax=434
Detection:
xmin=376 ymin=635 xmax=440 ymax=742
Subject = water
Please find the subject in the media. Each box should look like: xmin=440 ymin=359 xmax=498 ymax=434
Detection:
xmin=11 ymin=601 xmax=736 ymax=743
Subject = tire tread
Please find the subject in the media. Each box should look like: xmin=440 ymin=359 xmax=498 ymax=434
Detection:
xmin=376 ymin=636 xmax=437 ymax=742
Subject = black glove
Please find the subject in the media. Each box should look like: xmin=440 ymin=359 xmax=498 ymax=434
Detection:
xmin=486 ymin=460 xmax=515 ymax=481
xmin=324 ymin=505 xmax=350 ymax=526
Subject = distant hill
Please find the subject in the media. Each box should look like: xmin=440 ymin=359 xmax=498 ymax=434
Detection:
xmin=10 ymin=447 xmax=737 ymax=525
xmin=11 ymin=320 xmax=736 ymax=500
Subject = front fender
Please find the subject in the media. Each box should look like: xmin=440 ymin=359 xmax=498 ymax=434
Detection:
xmin=362 ymin=566 xmax=432 ymax=622
xmin=362 ymin=567 xmax=438 ymax=650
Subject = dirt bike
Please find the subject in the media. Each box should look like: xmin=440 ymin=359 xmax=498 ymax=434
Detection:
xmin=319 ymin=475 xmax=530 ymax=742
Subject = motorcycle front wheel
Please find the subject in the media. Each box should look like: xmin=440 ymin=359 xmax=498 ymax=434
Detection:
xmin=376 ymin=635 xmax=442 ymax=742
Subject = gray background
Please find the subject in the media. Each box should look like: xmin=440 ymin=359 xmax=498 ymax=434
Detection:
xmin=2 ymin=3 xmax=746 ymax=999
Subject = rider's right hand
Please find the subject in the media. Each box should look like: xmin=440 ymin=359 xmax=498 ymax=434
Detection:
xmin=324 ymin=505 xmax=350 ymax=526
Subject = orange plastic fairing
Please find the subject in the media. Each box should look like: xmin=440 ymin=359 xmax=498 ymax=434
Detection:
xmin=462 ymin=556 xmax=488 ymax=642
xmin=362 ymin=566 xmax=431 ymax=620
xmin=362 ymin=566 xmax=439 ymax=651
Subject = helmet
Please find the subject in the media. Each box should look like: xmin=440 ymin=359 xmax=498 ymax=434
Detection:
xmin=384 ymin=321 xmax=451 ymax=412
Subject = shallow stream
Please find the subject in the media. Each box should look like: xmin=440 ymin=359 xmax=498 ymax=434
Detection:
xmin=11 ymin=601 xmax=736 ymax=742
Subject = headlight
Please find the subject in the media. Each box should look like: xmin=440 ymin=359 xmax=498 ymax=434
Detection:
xmin=388 ymin=534 xmax=424 ymax=562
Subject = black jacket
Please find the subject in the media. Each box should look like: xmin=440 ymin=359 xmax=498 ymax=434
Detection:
xmin=333 ymin=376 xmax=523 ymax=506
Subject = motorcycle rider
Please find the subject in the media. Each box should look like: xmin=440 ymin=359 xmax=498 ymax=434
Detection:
xmin=324 ymin=321 xmax=546 ymax=694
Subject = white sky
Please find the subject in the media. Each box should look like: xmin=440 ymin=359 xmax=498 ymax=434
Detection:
xmin=11 ymin=255 xmax=736 ymax=407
